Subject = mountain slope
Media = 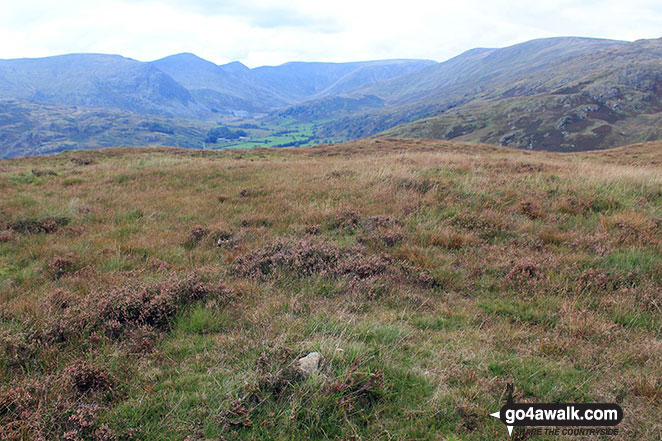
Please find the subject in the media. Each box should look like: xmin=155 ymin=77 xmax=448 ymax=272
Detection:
xmin=0 ymin=54 xmax=206 ymax=118
xmin=0 ymin=98 xmax=210 ymax=158
xmin=150 ymin=53 xmax=288 ymax=113
xmin=250 ymin=59 xmax=435 ymax=102
xmin=311 ymin=37 xmax=662 ymax=150
xmin=309 ymin=59 xmax=437 ymax=99
xmin=359 ymin=37 xmax=627 ymax=105
xmin=381 ymin=38 xmax=662 ymax=150
xmin=0 ymin=53 xmax=434 ymax=123
xmin=151 ymin=55 xmax=434 ymax=113
xmin=0 ymin=53 xmax=435 ymax=157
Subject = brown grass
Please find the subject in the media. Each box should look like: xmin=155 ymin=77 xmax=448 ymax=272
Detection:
xmin=0 ymin=138 xmax=660 ymax=440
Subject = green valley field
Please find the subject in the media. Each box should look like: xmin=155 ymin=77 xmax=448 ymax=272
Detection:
xmin=0 ymin=139 xmax=660 ymax=440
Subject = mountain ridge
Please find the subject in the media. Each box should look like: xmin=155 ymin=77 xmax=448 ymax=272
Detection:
xmin=305 ymin=36 xmax=662 ymax=151
xmin=0 ymin=53 xmax=205 ymax=118
xmin=3 ymin=36 xmax=662 ymax=157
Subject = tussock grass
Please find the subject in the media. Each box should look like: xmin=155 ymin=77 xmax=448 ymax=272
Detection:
xmin=0 ymin=139 xmax=660 ymax=440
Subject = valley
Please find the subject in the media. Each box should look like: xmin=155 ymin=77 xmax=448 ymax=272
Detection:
xmin=4 ymin=37 xmax=662 ymax=158
xmin=2 ymin=0 xmax=661 ymax=439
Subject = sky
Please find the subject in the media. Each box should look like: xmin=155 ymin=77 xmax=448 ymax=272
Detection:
xmin=1 ymin=0 xmax=662 ymax=67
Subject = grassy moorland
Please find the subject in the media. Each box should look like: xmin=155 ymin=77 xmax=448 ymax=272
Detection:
xmin=0 ymin=139 xmax=660 ymax=441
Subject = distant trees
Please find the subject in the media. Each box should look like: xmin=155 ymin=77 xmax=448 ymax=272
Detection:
xmin=139 ymin=122 xmax=174 ymax=134
xmin=204 ymin=126 xmax=248 ymax=143
xmin=236 ymin=123 xmax=260 ymax=129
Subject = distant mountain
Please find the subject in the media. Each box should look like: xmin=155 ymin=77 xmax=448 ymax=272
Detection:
xmin=0 ymin=53 xmax=433 ymax=157
xmin=5 ymin=37 xmax=662 ymax=157
xmin=0 ymin=99 xmax=209 ymax=158
xmin=312 ymin=60 xmax=437 ymax=98
xmin=250 ymin=59 xmax=435 ymax=103
xmin=152 ymin=55 xmax=434 ymax=112
xmin=359 ymin=37 xmax=627 ymax=105
xmin=272 ymin=60 xmax=438 ymax=121
xmin=0 ymin=54 xmax=206 ymax=118
xmin=306 ymin=37 xmax=662 ymax=151
xmin=0 ymin=53 xmax=433 ymax=122
xmin=150 ymin=53 xmax=287 ymax=113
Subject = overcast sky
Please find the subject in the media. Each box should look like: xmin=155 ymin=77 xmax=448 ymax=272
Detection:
xmin=2 ymin=0 xmax=661 ymax=67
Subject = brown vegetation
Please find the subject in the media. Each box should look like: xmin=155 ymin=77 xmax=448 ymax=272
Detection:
xmin=0 ymin=138 xmax=660 ymax=440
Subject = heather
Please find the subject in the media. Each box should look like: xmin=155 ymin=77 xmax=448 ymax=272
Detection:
xmin=0 ymin=138 xmax=660 ymax=440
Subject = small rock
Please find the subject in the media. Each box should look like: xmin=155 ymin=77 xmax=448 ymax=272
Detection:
xmin=296 ymin=352 xmax=321 ymax=377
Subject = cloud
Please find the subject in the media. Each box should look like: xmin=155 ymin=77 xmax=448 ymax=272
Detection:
xmin=153 ymin=0 xmax=343 ymax=30
xmin=0 ymin=0 xmax=660 ymax=66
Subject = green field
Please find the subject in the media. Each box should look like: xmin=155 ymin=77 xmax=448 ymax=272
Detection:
xmin=205 ymin=121 xmax=346 ymax=150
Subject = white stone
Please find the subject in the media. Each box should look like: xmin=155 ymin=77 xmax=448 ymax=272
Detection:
xmin=296 ymin=352 xmax=321 ymax=377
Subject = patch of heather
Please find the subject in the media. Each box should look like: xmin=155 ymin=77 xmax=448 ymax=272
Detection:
xmin=357 ymin=229 xmax=404 ymax=247
xmin=519 ymin=200 xmax=543 ymax=219
xmin=0 ymin=328 xmax=42 ymax=370
xmin=326 ymin=207 xmax=361 ymax=231
xmin=504 ymin=258 xmax=542 ymax=285
xmin=64 ymin=405 xmax=118 ymax=441
xmin=450 ymin=210 xmax=510 ymax=239
xmin=361 ymin=215 xmax=400 ymax=232
xmin=46 ymin=273 xmax=232 ymax=341
xmin=232 ymin=239 xmax=379 ymax=279
xmin=9 ymin=215 xmax=70 ymax=234
xmin=0 ymin=231 xmax=13 ymax=243
xmin=2 ymin=274 xmax=231 ymax=375
xmin=232 ymin=239 xmax=347 ymax=278
xmin=48 ymin=253 xmax=78 ymax=279
xmin=302 ymin=224 xmax=320 ymax=235
xmin=357 ymin=216 xmax=404 ymax=248
xmin=2 ymin=275 xmax=232 ymax=376
xmin=232 ymin=239 xmax=437 ymax=294
xmin=70 ymin=157 xmax=95 ymax=166
xmin=148 ymin=258 xmax=171 ymax=273
xmin=394 ymin=177 xmax=436 ymax=194
xmin=183 ymin=225 xmax=210 ymax=248
xmin=576 ymin=268 xmax=619 ymax=294
xmin=65 ymin=359 xmax=113 ymax=395
xmin=0 ymin=272 xmax=232 ymax=441
xmin=0 ymin=373 xmax=121 ymax=441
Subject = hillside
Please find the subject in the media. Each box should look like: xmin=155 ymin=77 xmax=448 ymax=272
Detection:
xmin=152 ymin=55 xmax=434 ymax=111
xmin=0 ymin=139 xmax=659 ymax=440
xmin=0 ymin=54 xmax=433 ymax=157
xmin=7 ymin=37 xmax=662 ymax=157
xmin=0 ymin=54 xmax=206 ymax=118
xmin=309 ymin=37 xmax=662 ymax=151
xmin=250 ymin=59 xmax=436 ymax=103
xmin=0 ymin=99 xmax=213 ymax=159
xmin=150 ymin=54 xmax=288 ymax=113
xmin=0 ymin=52 xmax=433 ymax=118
